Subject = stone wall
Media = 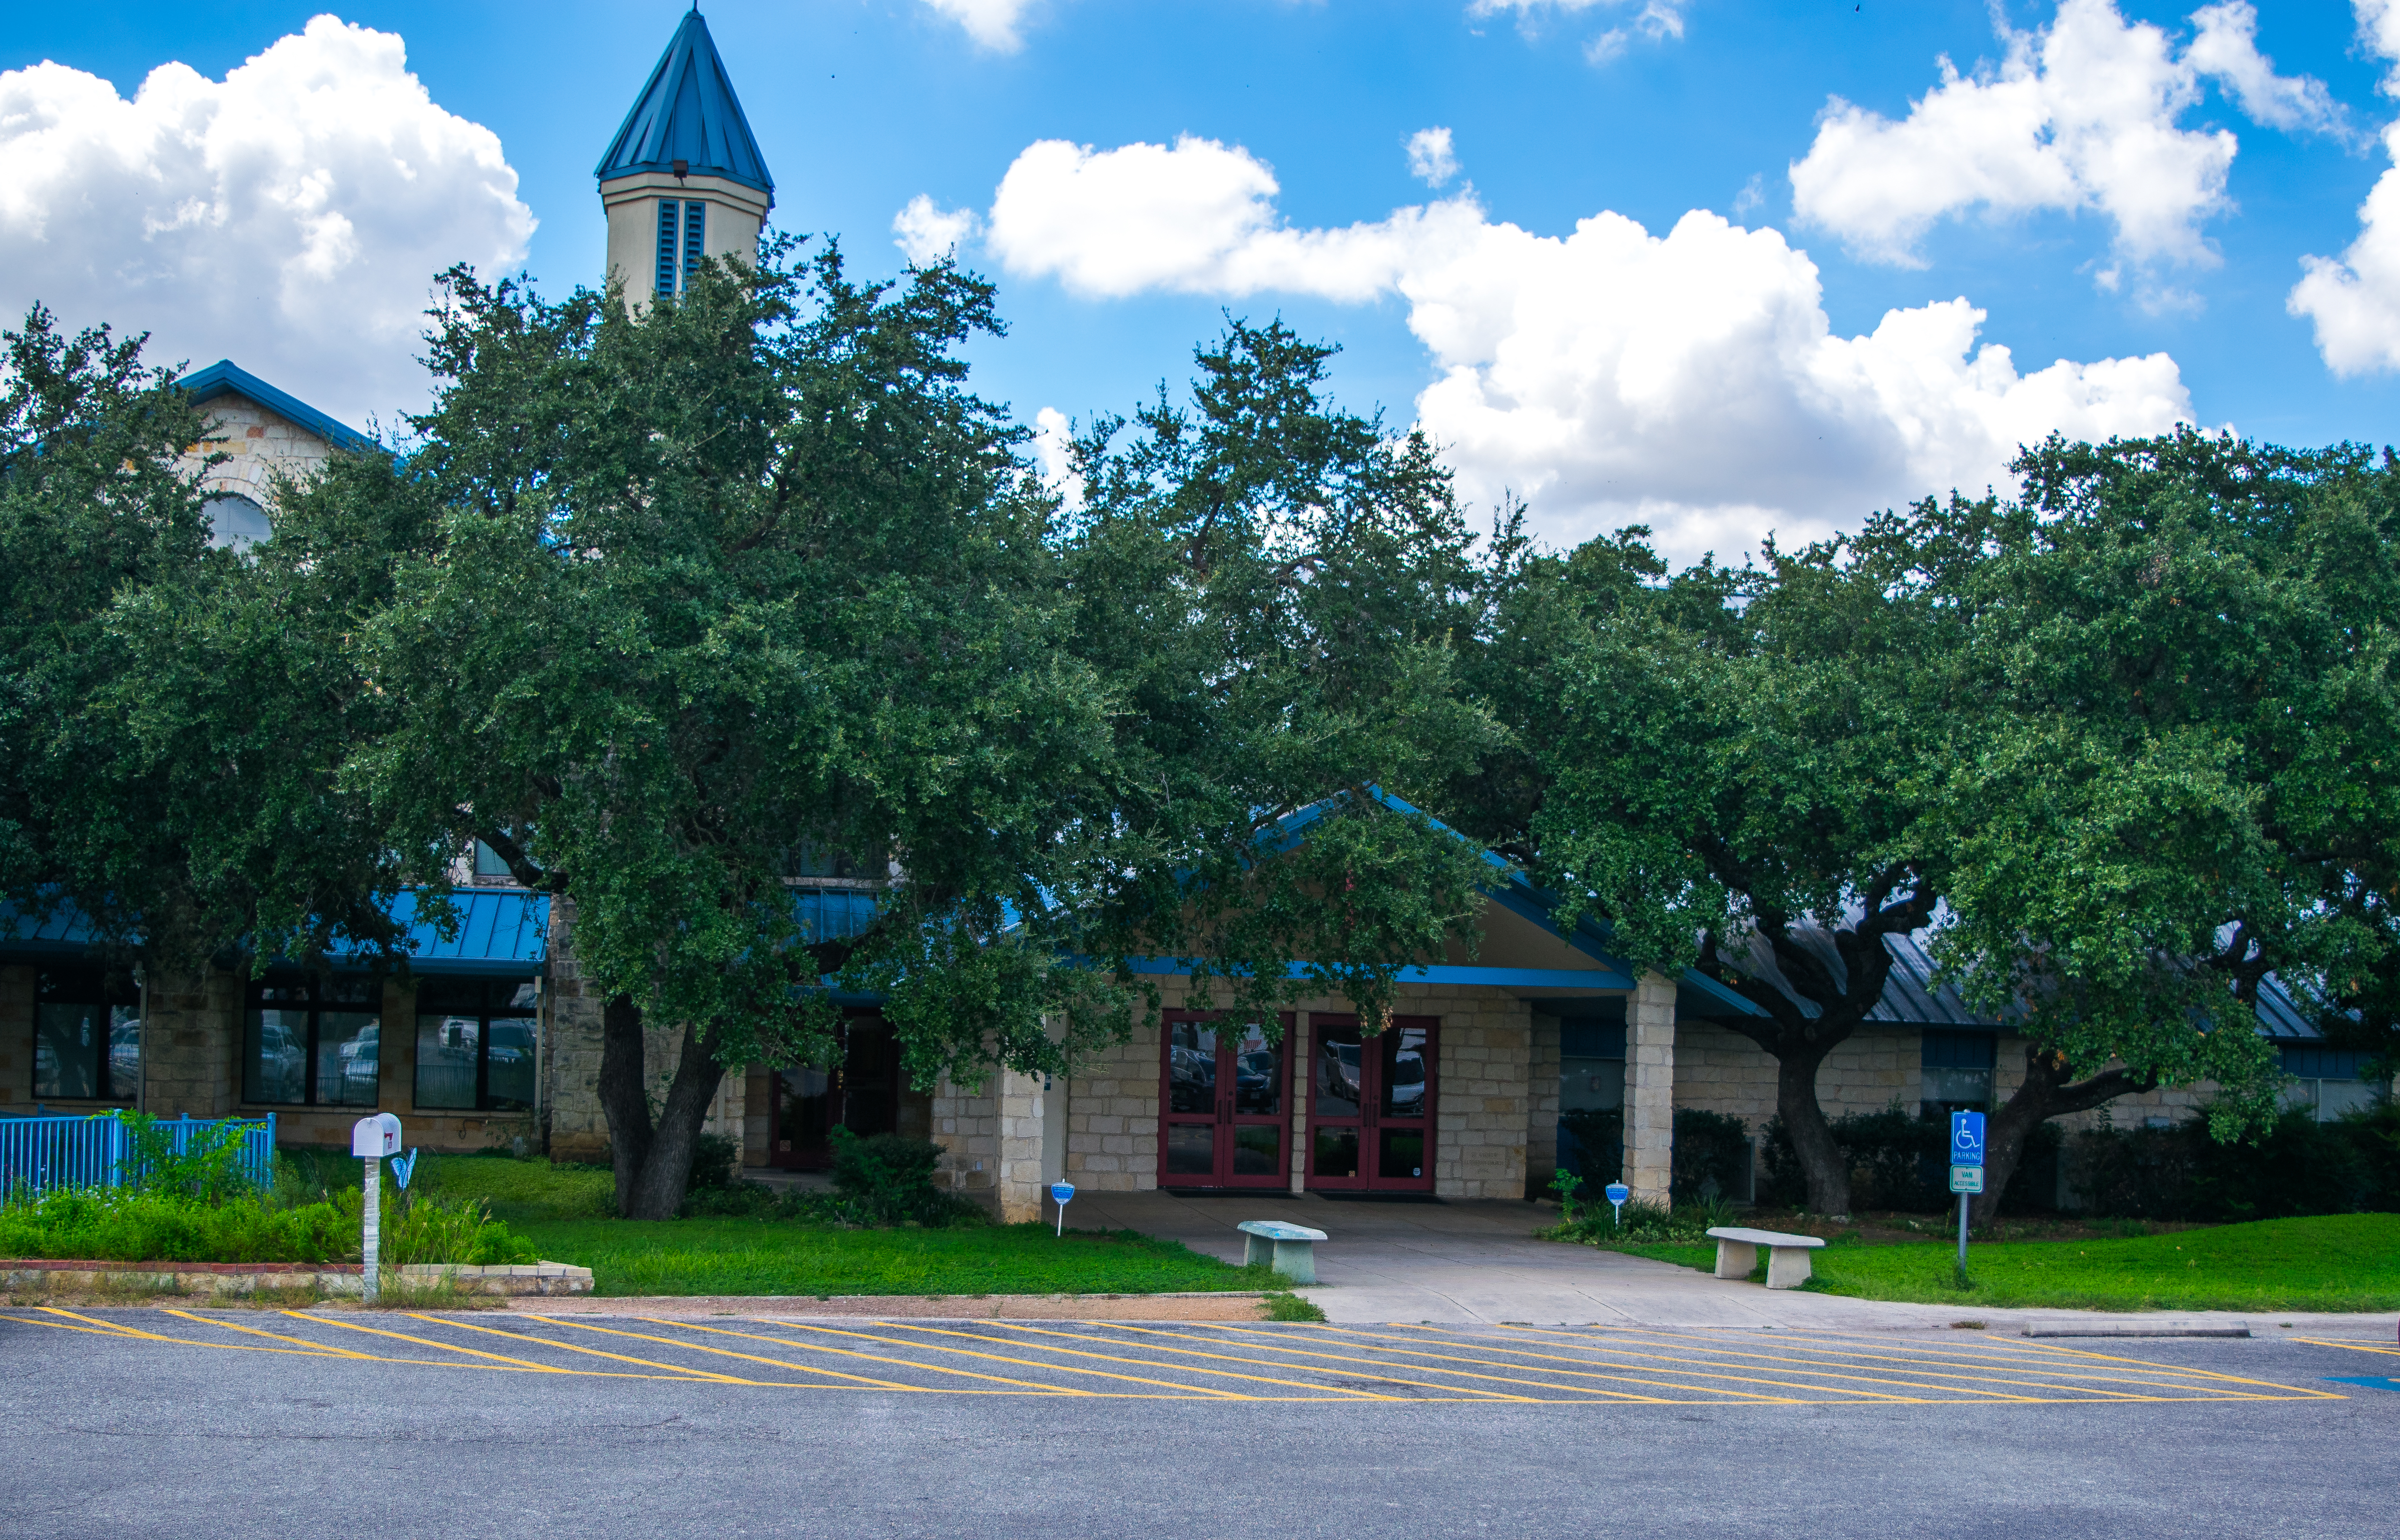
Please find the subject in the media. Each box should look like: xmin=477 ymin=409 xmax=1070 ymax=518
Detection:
xmin=178 ymin=395 xmax=337 ymax=510
xmin=142 ymin=967 xmax=244 ymax=1119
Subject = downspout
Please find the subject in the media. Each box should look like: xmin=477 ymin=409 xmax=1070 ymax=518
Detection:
xmin=133 ymin=963 xmax=148 ymax=1117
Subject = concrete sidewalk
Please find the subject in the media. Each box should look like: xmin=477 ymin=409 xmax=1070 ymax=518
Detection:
xmin=1069 ymin=1188 xmax=2400 ymax=1338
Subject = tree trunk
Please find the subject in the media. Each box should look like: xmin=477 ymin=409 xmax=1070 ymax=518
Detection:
xmin=1776 ymin=1046 xmax=1852 ymax=1217
xmin=596 ymin=993 xmax=731 ymax=1220
xmin=1968 ymin=1045 xmax=2152 ymax=1227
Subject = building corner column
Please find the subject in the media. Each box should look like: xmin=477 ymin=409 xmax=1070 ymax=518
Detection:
xmin=992 ymin=1068 xmax=1047 ymax=1224
xmin=1626 ymin=971 xmax=1677 ymax=1208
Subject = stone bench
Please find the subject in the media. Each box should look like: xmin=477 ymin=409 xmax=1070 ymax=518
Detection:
xmin=1705 ymin=1226 xmax=1827 ymax=1290
xmin=1238 ymin=1220 xmax=1329 ymax=1285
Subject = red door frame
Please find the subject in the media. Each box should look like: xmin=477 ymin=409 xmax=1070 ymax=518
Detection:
xmin=1155 ymin=1011 xmax=1295 ymax=1189
xmin=1303 ymin=1015 xmax=1439 ymax=1193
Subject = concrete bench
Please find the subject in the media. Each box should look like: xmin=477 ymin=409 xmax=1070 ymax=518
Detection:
xmin=1705 ymin=1226 xmax=1827 ymax=1290
xmin=1238 ymin=1220 xmax=1329 ymax=1285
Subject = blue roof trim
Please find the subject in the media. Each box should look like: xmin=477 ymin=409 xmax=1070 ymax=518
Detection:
xmin=178 ymin=360 xmax=373 ymax=454
xmin=595 ymin=10 xmax=776 ymax=201
xmin=1123 ymin=957 xmax=1636 ymax=989
xmin=1261 ymin=785 xmax=1764 ymax=1014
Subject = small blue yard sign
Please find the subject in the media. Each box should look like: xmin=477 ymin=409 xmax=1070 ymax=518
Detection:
xmin=1603 ymin=1181 xmax=1630 ymax=1228
xmin=1050 ymin=1180 xmax=1075 ymax=1237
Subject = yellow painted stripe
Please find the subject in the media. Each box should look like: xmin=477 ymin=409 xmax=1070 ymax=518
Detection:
xmin=796 ymin=1321 xmax=1256 ymax=1400
xmin=980 ymin=1323 xmax=1431 ymax=1401
xmin=655 ymin=1318 xmax=1088 ymax=1396
xmin=164 ymin=1309 xmax=378 ymax=1360
xmin=1481 ymin=1327 xmax=2167 ymax=1403
xmin=1286 ymin=1325 xmax=1920 ymax=1403
xmin=1090 ymin=1323 xmax=1604 ymax=1402
xmin=1649 ymin=1328 xmax=2340 ymax=1399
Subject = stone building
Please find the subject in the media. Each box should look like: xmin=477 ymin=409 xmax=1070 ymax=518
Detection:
xmin=4 ymin=8 xmax=2385 ymax=1216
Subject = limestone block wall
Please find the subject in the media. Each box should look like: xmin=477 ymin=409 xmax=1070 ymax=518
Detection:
xmin=1431 ymin=991 xmax=1534 ymax=1198
xmin=932 ymin=1071 xmax=1002 ymax=1204
xmin=1056 ymin=1026 xmax=1161 ymax=1193
xmin=0 ymin=966 xmax=31 ymax=1109
xmin=143 ymin=967 xmax=244 ymax=1119
xmin=179 ymin=395 xmax=337 ymax=509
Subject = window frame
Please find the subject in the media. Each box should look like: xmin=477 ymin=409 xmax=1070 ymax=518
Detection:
xmin=412 ymin=977 xmax=540 ymax=1113
xmin=32 ymin=968 xmax=140 ymax=1103
xmin=241 ymin=973 xmax=384 ymax=1109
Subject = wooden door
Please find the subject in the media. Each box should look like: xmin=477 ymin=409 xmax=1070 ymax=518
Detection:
xmin=1305 ymin=1016 xmax=1438 ymax=1193
xmin=769 ymin=1015 xmax=903 ymax=1168
xmin=1157 ymin=1013 xmax=1292 ymax=1189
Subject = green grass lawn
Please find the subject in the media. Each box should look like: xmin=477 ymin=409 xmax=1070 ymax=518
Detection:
xmin=413 ymin=1154 xmax=1279 ymax=1298
xmin=1596 ymin=1213 xmax=2400 ymax=1312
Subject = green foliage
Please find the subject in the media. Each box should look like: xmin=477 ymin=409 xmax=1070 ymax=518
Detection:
xmin=1555 ymin=1108 xmax=1622 ymax=1189
xmin=1544 ymin=1195 xmax=1741 ymax=1247
xmin=2062 ymin=1105 xmax=2398 ymax=1221
xmin=118 ymin=1113 xmax=259 ymax=1204
xmin=1668 ymin=1109 xmax=1751 ymax=1204
xmin=382 ymin=1188 xmax=538 ymax=1268
xmin=1757 ymin=1107 xmax=2062 ymax=1213
xmin=1263 ymin=1291 xmax=1328 ymax=1322
xmin=0 ymin=1187 xmax=355 ymax=1264
xmin=829 ymin=1128 xmax=977 ymax=1225
xmin=1797 ymin=1213 xmax=2400 ymax=1312
xmin=684 ymin=1134 xmax=743 ymax=1193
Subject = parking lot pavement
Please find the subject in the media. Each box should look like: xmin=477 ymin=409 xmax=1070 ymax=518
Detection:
xmin=4 ymin=1309 xmax=2396 ymax=1538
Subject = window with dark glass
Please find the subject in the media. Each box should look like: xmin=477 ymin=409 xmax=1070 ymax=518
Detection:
xmin=414 ymin=978 xmax=538 ymax=1112
xmin=1920 ymin=1029 xmax=1997 ymax=1119
xmin=242 ymin=974 xmax=382 ymax=1107
xmin=33 ymin=969 xmax=139 ymax=1102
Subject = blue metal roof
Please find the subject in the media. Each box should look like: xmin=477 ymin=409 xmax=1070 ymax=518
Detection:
xmin=344 ymin=889 xmax=549 ymax=976
xmin=595 ymin=9 xmax=775 ymax=202
xmin=178 ymin=360 xmax=373 ymax=453
xmin=1 ymin=889 xmax=546 ymax=976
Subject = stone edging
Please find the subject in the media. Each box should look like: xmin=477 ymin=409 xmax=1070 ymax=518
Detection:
xmin=1 ymin=1258 xmax=594 ymax=1297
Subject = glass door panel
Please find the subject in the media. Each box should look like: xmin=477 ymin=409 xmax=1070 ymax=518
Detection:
xmin=773 ymin=1066 xmax=837 ymax=1168
xmin=1159 ymin=1016 xmax=1291 ymax=1188
xmin=1305 ymin=1017 xmax=1437 ymax=1193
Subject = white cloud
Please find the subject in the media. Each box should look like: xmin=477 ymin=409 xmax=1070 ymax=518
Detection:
xmin=976 ymin=136 xmax=2193 ymax=566
xmin=1031 ymin=405 xmax=1084 ymax=510
xmin=922 ymin=0 xmax=1038 ymax=52
xmin=0 ymin=16 xmax=532 ymax=431
xmin=1790 ymin=0 xmax=2340 ymax=280
xmin=1468 ymin=0 xmax=1687 ymax=63
xmin=894 ymin=195 xmax=983 ymax=266
xmin=2288 ymin=8 xmax=2400 ymax=373
xmin=1407 ymin=127 xmax=1460 ymax=189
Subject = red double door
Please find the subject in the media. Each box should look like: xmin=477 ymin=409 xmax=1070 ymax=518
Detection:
xmin=1303 ymin=1015 xmax=1438 ymax=1193
xmin=1157 ymin=1014 xmax=1293 ymax=1189
xmin=1156 ymin=1012 xmax=1439 ymax=1193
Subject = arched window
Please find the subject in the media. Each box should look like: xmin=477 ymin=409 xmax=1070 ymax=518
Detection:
xmin=203 ymin=492 xmax=272 ymax=551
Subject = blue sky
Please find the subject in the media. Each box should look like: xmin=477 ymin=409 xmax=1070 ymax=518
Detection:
xmin=7 ymin=1 xmax=2398 ymax=560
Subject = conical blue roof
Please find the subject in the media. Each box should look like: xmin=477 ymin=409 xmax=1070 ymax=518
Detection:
xmin=595 ymin=8 xmax=774 ymax=204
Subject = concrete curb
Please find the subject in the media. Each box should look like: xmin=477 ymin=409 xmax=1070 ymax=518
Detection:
xmin=2 ymin=1258 xmax=594 ymax=1297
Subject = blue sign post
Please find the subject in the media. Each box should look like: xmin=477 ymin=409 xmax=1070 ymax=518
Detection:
xmin=1050 ymin=1180 xmax=1075 ymax=1238
xmin=1949 ymin=1111 xmax=1986 ymax=1274
xmin=1603 ymin=1181 xmax=1630 ymax=1230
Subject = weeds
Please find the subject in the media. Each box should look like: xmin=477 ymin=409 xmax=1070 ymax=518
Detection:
xmin=1263 ymin=1291 xmax=1327 ymax=1322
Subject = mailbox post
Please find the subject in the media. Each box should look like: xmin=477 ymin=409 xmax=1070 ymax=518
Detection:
xmin=351 ymin=1114 xmax=403 ymax=1301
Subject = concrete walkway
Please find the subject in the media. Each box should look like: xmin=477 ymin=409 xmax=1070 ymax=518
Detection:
xmin=1070 ymin=1189 xmax=2400 ymax=1337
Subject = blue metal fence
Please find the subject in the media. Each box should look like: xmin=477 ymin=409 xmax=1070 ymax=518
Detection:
xmin=0 ymin=1111 xmax=277 ymax=1205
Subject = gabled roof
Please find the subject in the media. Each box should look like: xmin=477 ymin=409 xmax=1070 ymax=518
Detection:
xmin=1 ymin=889 xmax=547 ymax=977
xmin=595 ymin=8 xmax=775 ymax=203
xmin=178 ymin=360 xmax=373 ymax=454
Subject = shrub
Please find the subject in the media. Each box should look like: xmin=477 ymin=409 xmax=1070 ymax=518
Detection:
xmin=1758 ymin=1105 xmax=2061 ymax=1214
xmin=1556 ymin=1108 xmax=1623 ymax=1188
xmin=0 ymin=1187 xmax=356 ymax=1264
xmin=1545 ymin=1194 xmax=1742 ymax=1247
xmin=1670 ymin=1109 xmax=1751 ymax=1204
xmin=831 ymin=1129 xmax=969 ymax=1224
xmin=384 ymin=1188 xmax=537 ymax=1267
xmin=685 ymin=1133 xmax=743 ymax=1193
xmin=2063 ymin=1106 xmax=2396 ymax=1221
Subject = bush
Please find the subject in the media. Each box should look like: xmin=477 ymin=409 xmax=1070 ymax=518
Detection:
xmin=1670 ymin=1109 xmax=1751 ymax=1204
xmin=685 ymin=1133 xmax=742 ymax=1193
xmin=1758 ymin=1105 xmax=2061 ymax=1214
xmin=831 ymin=1129 xmax=970 ymax=1224
xmin=1556 ymin=1108 xmax=1622 ymax=1188
xmin=2064 ymin=1105 xmax=2397 ymax=1221
xmin=1545 ymin=1193 xmax=1742 ymax=1246
xmin=384 ymin=1188 xmax=538 ymax=1267
xmin=0 ymin=1187 xmax=356 ymax=1263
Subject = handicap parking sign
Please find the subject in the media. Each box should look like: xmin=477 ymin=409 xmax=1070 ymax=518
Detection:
xmin=1951 ymin=1110 xmax=1986 ymax=1168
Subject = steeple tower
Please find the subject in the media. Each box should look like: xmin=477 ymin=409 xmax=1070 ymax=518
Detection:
xmin=596 ymin=6 xmax=775 ymax=309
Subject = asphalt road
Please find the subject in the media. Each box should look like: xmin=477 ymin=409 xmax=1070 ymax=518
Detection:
xmin=3 ymin=1308 xmax=2394 ymax=1539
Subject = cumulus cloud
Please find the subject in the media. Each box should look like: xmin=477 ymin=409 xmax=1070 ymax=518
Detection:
xmin=0 ymin=15 xmax=532 ymax=431
xmin=922 ymin=0 xmax=1039 ymax=52
xmin=2288 ymin=5 xmax=2400 ymax=373
xmin=894 ymin=195 xmax=983 ymax=266
xmin=1407 ymin=127 xmax=1460 ymax=188
xmin=978 ymin=135 xmax=2192 ymax=565
xmin=1790 ymin=0 xmax=2339 ymax=279
xmin=1031 ymin=405 xmax=1084 ymax=511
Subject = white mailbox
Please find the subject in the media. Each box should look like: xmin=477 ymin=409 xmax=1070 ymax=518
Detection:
xmin=351 ymin=1112 xmax=403 ymax=1158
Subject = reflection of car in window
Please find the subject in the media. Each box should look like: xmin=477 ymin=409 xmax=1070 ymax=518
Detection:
xmin=1167 ymin=1044 xmax=1217 ymax=1113
xmin=1315 ymin=1042 xmax=1362 ymax=1109
xmin=109 ymin=1019 xmax=141 ymax=1090
xmin=486 ymin=1021 xmax=534 ymax=1065
xmin=1233 ymin=1049 xmax=1279 ymax=1113
xmin=1388 ymin=1050 xmax=1426 ymax=1115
